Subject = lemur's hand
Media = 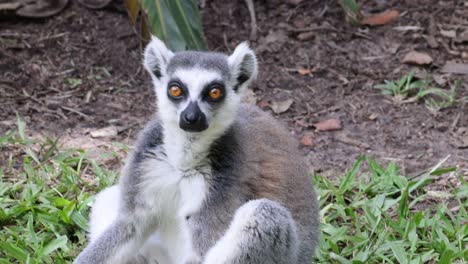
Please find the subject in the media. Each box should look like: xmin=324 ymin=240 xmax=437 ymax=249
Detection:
xmin=74 ymin=218 xmax=148 ymax=264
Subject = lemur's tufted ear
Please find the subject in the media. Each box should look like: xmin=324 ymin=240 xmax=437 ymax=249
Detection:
xmin=144 ymin=36 xmax=174 ymax=83
xmin=228 ymin=42 xmax=258 ymax=93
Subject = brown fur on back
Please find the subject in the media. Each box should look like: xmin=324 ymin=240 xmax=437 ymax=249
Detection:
xmin=236 ymin=104 xmax=319 ymax=262
xmin=190 ymin=104 xmax=320 ymax=262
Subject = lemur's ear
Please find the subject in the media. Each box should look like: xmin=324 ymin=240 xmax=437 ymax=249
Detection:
xmin=144 ymin=36 xmax=174 ymax=83
xmin=228 ymin=42 xmax=258 ymax=93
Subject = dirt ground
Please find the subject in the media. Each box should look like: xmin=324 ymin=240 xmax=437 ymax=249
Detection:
xmin=1 ymin=0 xmax=467 ymax=177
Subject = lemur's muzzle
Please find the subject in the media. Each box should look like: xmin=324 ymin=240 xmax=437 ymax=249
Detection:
xmin=179 ymin=102 xmax=208 ymax=132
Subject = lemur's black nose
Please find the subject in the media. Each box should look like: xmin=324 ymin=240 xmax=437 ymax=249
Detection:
xmin=183 ymin=109 xmax=199 ymax=123
xmin=180 ymin=102 xmax=208 ymax=132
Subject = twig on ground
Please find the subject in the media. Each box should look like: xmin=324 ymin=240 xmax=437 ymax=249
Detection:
xmin=61 ymin=106 xmax=90 ymax=118
xmin=245 ymin=0 xmax=258 ymax=40
xmin=335 ymin=133 xmax=370 ymax=149
xmin=36 ymin=32 xmax=69 ymax=43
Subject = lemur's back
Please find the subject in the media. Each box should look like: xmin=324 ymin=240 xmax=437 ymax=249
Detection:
xmin=190 ymin=104 xmax=319 ymax=262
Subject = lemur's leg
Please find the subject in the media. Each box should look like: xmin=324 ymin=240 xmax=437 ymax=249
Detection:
xmin=203 ymin=199 xmax=299 ymax=264
xmin=86 ymin=185 xmax=171 ymax=264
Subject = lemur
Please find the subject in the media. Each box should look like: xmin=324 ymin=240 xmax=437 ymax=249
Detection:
xmin=74 ymin=36 xmax=320 ymax=264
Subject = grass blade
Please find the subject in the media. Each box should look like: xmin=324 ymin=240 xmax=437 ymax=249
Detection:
xmin=37 ymin=236 xmax=68 ymax=257
xmin=0 ymin=242 xmax=28 ymax=261
xmin=339 ymin=155 xmax=364 ymax=193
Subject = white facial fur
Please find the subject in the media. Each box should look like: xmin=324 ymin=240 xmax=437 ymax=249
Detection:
xmin=155 ymin=68 xmax=240 ymax=132
xmin=227 ymin=42 xmax=258 ymax=92
xmin=143 ymin=37 xmax=257 ymax=167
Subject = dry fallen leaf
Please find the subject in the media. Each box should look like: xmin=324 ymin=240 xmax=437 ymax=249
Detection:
xmin=462 ymin=52 xmax=468 ymax=60
xmin=335 ymin=133 xmax=370 ymax=149
xmin=299 ymin=133 xmax=314 ymax=146
xmin=90 ymin=126 xmax=119 ymax=138
xmin=462 ymin=135 xmax=468 ymax=148
xmin=293 ymin=18 xmax=305 ymax=29
xmin=393 ymin=26 xmax=422 ymax=32
xmin=440 ymin=30 xmax=456 ymax=38
xmin=257 ymin=99 xmax=270 ymax=108
xmin=256 ymin=30 xmax=288 ymax=53
xmin=295 ymin=119 xmax=311 ymax=128
xmin=362 ymin=10 xmax=399 ymax=26
xmin=455 ymin=29 xmax=468 ymax=43
xmin=297 ymin=31 xmax=315 ymax=41
xmin=433 ymin=74 xmax=449 ymax=86
xmin=0 ymin=2 xmax=21 ymax=10
xmin=242 ymin=89 xmax=257 ymax=105
xmin=427 ymin=190 xmax=453 ymax=199
xmin=298 ymin=67 xmax=312 ymax=75
xmin=270 ymin=99 xmax=293 ymax=114
xmin=369 ymin=113 xmax=379 ymax=120
xmin=402 ymin=51 xmax=433 ymax=65
xmin=441 ymin=63 xmax=468 ymax=74
xmin=314 ymin=118 xmax=342 ymax=131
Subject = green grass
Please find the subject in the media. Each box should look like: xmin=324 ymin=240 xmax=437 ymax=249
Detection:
xmin=375 ymin=73 xmax=462 ymax=112
xmin=0 ymin=119 xmax=118 ymax=263
xmin=313 ymin=156 xmax=467 ymax=263
xmin=338 ymin=0 xmax=362 ymax=24
xmin=0 ymin=121 xmax=466 ymax=263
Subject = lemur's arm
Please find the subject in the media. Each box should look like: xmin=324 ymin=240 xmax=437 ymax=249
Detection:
xmin=74 ymin=172 xmax=156 ymax=264
xmin=74 ymin=217 xmax=148 ymax=264
xmin=74 ymin=125 xmax=161 ymax=264
xmin=203 ymin=199 xmax=299 ymax=264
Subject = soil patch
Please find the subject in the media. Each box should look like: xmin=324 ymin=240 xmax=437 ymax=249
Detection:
xmin=1 ymin=0 xmax=467 ymax=177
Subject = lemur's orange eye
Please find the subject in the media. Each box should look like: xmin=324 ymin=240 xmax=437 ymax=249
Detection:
xmin=169 ymin=86 xmax=183 ymax=98
xmin=208 ymin=88 xmax=222 ymax=100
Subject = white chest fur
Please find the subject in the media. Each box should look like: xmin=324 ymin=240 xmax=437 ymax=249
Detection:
xmin=139 ymin=149 xmax=209 ymax=220
xmin=136 ymin=147 xmax=209 ymax=264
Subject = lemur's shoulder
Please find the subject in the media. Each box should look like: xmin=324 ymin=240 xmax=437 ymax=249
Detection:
xmin=138 ymin=116 xmax=164 ymax=146
xmin=230 ymin=104 xmax=318 ymax=252
xmin=235 ymin=103 xmax=299 ymax=152
xmin=129 ymin=116 xmax=164 ymax=164
xmin=228 ymin=104 xmax=310 ymax=201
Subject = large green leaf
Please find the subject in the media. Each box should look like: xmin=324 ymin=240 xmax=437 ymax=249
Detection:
xmin=165 ymin=0 xmax=206 ymax=50
xmin=140 ymin=0 xmax=206 ymax=51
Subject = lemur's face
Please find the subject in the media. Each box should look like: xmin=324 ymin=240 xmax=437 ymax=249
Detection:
xmin=144 ymin=37 xmax=257 ymax=134
xmin=161 ymin=56 xmax=233 ymax=133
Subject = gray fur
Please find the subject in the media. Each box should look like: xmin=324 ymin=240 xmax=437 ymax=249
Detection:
xmin=74 ymin=38 xmax=319 ymax=264
xmin=204 ymin=198 xmax=300 ymax=264
xmin=119 ymin=118 xmax=164 ymax=212
xmin=189 ymin=105 xmax=319 ymax=263
xmin=74 ymin=220 xmax=136 ymax=263
xmin=166 ymin=52 xmax=231 ymax=80
xmin=76 ymin=105 xmax=319 ymax=264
